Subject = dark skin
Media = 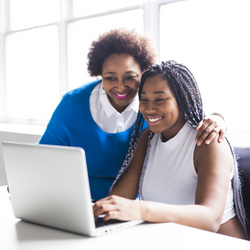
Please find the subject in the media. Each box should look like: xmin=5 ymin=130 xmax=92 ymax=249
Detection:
xmin=101 ymin=53 xmax=142 ymax=113
xmin=196 ymin=117 xmax=226 ymax=146
xmin=93 ymin=75 xmax=246 ymax=239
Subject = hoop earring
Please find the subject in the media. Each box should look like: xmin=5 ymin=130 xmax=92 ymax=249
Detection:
xmin=101 ymin=87 xmax=106 ymax=94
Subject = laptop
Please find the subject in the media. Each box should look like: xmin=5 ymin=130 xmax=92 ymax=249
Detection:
xmin=2 ymin=141 xmax=143 ymax=237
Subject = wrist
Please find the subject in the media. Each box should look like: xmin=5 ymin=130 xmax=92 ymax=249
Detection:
xmin=210 ymin=112 xmax=227 ymax=131
xmin=210 ymin=112 xmax=225 ymax=121
xmin=138 ymin=201 xmax=147 ymax=221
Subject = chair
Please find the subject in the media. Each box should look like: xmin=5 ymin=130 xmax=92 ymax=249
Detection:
xmin=234 ymin=147 xmax=250 ymax=239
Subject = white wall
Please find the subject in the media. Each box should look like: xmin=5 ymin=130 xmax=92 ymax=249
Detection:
xmin=0 ymin=131 xmax=42 ymax=186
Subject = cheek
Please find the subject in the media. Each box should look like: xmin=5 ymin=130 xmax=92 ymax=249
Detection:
xmin=171 ymin=104 xmax=181 ymax=120
xmin=163 ymin=103 xmax=179 ymax=118
xmin=129 ymin=78 xmax=140 ymax=89
xmin=127 ymin=83 xmax=139 ymax=93
xmin=174 ymin=101 xmax=181 ymax=115
xmin=128 ymin=82 xmax=139 ymax=98
xmin=139 ymin=103 xmax=144 ymax=113
xmin=135 ymin=80 xmax=140 ymax=90
xmin=102 ymin=81 xmax=113 ymax=92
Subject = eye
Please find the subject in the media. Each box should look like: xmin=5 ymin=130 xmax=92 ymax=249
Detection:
xmin=126 ymin=75 xmax=136 ymax=80
xmin=106 ymin=77 xmax=116 ymax=81
xmin=140 ymin=98 xmax=148 ymax=102
xmin=156 ymin=98 xmax=168 ymax=102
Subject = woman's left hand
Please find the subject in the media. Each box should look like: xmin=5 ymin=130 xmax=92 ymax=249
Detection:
xmin=93 ymin=195 xmax=142 ymax=221
xmin=195 ymin=116 xmax=226 ymax=146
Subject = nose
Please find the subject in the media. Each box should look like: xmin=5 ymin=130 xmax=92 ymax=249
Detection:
xmin=145 ymin=102 xmax=156 ymax=113
xmin=116 ymin=80 xmax=126 ymax=92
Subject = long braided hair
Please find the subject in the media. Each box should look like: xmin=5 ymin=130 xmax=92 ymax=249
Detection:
xmin=111 ymin=60 xmax=247 ymax=235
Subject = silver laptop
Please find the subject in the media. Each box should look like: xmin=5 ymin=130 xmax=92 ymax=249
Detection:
xmin=2 ymin=141 xmax=143 ymax=237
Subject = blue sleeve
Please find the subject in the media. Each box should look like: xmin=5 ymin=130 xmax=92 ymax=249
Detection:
xmin=39 ymin=80 xmax=99 ymax=146
xmin=39 ymin=90 xmax=78 ymax=146
xmin=39 ymin=113 xmax=71 ymax=146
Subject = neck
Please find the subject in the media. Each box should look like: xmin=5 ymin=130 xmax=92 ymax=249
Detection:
xmin=161 ymin=114 xmax=186 ymax=142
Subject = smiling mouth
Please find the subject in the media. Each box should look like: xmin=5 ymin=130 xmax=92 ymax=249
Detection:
xmin=115 ymin=92 xmax=129 ymax=99
xmin=147 ymin=116 xmax=163 ymax=125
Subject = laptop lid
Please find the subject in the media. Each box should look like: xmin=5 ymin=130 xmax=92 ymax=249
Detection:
xmin=2 ymin=142 xmax=143 ymax=237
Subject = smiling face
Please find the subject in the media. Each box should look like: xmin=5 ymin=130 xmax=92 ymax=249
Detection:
xmin=102 ymin=53 xmax=142 ymax=113
xmin=139 ymin=75 xmax=186 ymax=142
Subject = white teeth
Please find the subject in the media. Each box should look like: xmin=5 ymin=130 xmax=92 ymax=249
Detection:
xmin=117 ymin=93 xmax=127 ymax=97
xmin=148 ymin=117 xmax=162 ymax=122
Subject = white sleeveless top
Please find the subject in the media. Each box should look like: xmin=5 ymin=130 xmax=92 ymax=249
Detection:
xmin=141 ymin=122 xmax=236 ymax=224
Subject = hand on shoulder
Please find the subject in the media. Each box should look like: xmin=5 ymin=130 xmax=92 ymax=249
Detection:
xmin=195 ymin=117 xmax=226 ymax=146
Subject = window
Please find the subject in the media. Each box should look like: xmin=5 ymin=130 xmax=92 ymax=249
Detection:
xmin=9 ymin=0 xmax=60 ymax=30
xmin=5 ymin=26 xmax=59 ymax=120
xmin=160 ymin=0 xmax=250 ymax=134
xmin=0 ymin=0 xmax=146 ymax=124
xmin=1 ymin=0 xmax=60 ymax=123
xmin=72 ymin=0 xmax=146 ymax=17
xmin=0 ymin=0 xmax=250 ymax=139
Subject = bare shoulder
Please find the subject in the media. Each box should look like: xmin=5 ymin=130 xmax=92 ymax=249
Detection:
xmin=194 ymin=135 xmax=233 ymax=215
xmin=132 ymin=127 xmax=150 ymax=158
xmin=139 ymin=127 xmax=150 ymax=145
xmin=194 ymin=135 xmax=233 ymax=172
xmin=195 ymin=135 xmax=231 ymax=154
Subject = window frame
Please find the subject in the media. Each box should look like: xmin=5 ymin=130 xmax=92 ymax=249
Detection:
xmin=0 ymin=0 xmax=174 ymax=125
xmin=1 ymin=0 xmax=249 ymax=143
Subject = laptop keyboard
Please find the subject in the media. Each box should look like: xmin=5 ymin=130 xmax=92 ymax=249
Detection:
xmin=95 ymin=217 xmax=125 ymax=228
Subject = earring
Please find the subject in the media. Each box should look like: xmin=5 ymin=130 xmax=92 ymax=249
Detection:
xmin=101 ymin=87 xmax=106 ymax=94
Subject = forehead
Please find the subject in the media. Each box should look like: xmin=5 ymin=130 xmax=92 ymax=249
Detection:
xmin=102 ymin=53 xmax=141 ymax=73
xmin=142 ymin=75 xmax=172 ymax=94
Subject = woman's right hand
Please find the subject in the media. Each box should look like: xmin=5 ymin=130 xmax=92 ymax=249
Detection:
xmin=93 ymin=195 xmax=142 ymax=221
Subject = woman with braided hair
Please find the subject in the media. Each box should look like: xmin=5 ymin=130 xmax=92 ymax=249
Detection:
xmin=93 ymin=61 xmax=248 ymax=239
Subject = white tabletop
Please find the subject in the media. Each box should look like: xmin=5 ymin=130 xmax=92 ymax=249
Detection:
xmin=0 ymin=186 xmax=249 ymax=250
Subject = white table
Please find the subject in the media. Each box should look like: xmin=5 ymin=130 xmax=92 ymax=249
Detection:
xmin=0 ymin=186 xmax=249 ymax=250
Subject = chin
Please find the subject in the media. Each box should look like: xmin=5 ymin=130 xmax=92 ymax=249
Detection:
xmin=118 ymin=98 xmax=133 ymax=106
xmin=148 ymin=127 xmax=163 ymax=134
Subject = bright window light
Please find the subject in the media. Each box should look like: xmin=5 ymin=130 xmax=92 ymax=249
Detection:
xmin=9 ymin=0 xmax=60 ymax=30
xmin=5 ymin=26 xmax=59 ymax=121
xmin=160 ymin=0 xmax=250 ymax=133
xmin=73 ymin=0 xmax=146 ymax=17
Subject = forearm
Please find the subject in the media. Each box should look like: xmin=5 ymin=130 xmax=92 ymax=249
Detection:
xmin=109 ymin=177 xmax=138 ymax=199
xmin=139 ymin=201 xmax=221 ymax=232
xmin=94 ymin=195 xmax=221 ymax=232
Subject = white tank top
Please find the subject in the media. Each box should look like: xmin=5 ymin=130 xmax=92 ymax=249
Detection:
xmin=141 ymin=122 xmax=235 ymax=224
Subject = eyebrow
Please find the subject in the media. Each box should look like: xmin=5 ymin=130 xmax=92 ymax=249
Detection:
xmin=141 ymin=91 xmax=167 ymax=95
xmin=104 ymin=71 xmax=136 ymax=75
xmin=104 ymin=72 xmax=116 ymax=75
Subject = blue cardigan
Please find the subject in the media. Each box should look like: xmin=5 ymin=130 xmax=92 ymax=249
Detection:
xmin=39 ymin=80 xmax=147 ymax=200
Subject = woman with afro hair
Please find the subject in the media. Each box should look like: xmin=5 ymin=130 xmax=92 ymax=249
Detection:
xmin=39 ymin=29 xmax=226 ymax=201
